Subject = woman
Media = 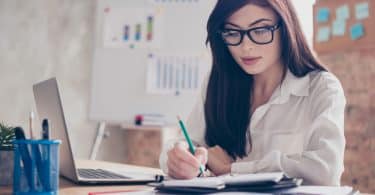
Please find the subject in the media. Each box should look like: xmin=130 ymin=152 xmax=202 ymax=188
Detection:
xmin=160 ymin=0 xmax=346 ymax=186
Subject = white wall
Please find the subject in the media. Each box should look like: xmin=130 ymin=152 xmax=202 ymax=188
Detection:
xmin=0 ymin=0 xmax=129 ymax=162
xmin=0 ymin=0 xmax=316 ymax=162
xmin=0 ymin=0 xmax=98 ymax=159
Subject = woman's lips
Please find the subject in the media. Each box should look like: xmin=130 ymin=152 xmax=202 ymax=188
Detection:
xmin=241 ymin=57 xmax=262 ymax=66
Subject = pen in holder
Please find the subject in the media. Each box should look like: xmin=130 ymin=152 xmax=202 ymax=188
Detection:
xmin=13 ymin=139 xmax=61 ymax=195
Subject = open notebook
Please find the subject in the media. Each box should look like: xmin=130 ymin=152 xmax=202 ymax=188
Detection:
xmin=151 ymin=172 xmax=303 ymax=193
xmin=88 ymin=186 xmax=358 ymax=195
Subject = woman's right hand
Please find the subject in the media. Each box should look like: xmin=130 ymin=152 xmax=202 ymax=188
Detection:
xmin=166 ymin=141 xmax=208 ymax=179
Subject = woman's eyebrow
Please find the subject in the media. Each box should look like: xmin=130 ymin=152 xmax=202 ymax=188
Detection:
xmin=225 ymin=18 xmax=273 ymax=29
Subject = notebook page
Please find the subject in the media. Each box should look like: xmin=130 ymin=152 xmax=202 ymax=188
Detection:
xmin=161 ymin=177 xmax=225 ymax=189
xmin=221 ymin=172 xmax=284 ymax=185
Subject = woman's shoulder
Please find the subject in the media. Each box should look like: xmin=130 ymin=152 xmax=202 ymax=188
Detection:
xmin=307 ymin=70 xmax=345 ymax=96
xmin=305 ymin=70 xmax=346 ymax=121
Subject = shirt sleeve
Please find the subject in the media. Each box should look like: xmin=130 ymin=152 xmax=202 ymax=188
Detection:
xmin=159 ymin=75 xmax=209 ymax=174
xmin=231 ymin=72 xmax=346 ymax=186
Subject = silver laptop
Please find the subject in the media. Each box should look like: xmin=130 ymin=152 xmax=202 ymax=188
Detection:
xmin=33 ymin=78 xmax=162 ymax=184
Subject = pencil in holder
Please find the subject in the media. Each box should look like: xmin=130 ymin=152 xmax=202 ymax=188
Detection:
xmin=13 ymin=139 xmax=61 ymax=195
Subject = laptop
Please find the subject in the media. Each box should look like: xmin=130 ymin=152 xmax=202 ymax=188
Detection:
xmin=33 ymin=78 xmax=163 ymax=184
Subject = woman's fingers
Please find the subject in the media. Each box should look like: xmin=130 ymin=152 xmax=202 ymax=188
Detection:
xmin=168 ymin=151 xmax=197 ymax=173
xmin=172 ymin=143 xmax=201 ymax=168
xmin=167 ymin=156 xmax=199 ymax=179
xmin=167 ymin=158 xmax=184 ymax=179
xmin=166 ymin=142 xmax=205 ymax=179
xmin=174 ymin=140 xmax=188 ymax=149
xmin=194 ymin=147 xmax=208 ymax=164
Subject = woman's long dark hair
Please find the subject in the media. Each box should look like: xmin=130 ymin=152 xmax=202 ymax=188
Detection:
xmin=204 ymin=0 xmax=327 ymax=160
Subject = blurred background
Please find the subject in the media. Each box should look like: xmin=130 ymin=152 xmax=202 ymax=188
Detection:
xmin=0 ymin=0 xmax=373 ymax=193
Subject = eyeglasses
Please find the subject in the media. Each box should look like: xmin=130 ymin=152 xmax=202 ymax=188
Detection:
xmin=218 ymin=23 xmax=280 ymax=46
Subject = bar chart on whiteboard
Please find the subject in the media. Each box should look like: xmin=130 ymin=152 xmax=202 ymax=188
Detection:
xmin=103 ymin=6 xmax=164 ymax=49
xmin=146 ymin=52 xmax=210 ymax=95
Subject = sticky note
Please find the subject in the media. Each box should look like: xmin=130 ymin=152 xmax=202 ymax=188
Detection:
xmin=355 ymin=2 xmax=369 ymax=20
xmin=336 ymin=4 xmax=350 ymax=20
xmin=316 ymin=7 xmax=330 ymax=23
xmin=316 ymin=26 xmax=330 ymax=42
xmin=350 ymin=23 xmax=364 ymax=40
xmin=332 ymin=20 xmax=346 ymax=36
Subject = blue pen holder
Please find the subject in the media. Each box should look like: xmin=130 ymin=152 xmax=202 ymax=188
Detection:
xmin=13 ymin=139 xmax=61 ymax=195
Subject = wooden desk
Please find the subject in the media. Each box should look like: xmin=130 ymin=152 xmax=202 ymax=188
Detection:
xmin=0 ymin=178 xmax=154 ymax=195
xmin=0 ymin=160 xmax=162 ymax=195
xmin=1 ymin=160 xmax=374 ymax=195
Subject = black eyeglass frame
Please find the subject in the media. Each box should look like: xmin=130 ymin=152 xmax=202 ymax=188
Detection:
xmin=218 ymin=23 xmax=281 ymax=46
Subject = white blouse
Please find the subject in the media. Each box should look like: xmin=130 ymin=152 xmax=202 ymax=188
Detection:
xmin=159 ymin=69 xmax=346 ymax=186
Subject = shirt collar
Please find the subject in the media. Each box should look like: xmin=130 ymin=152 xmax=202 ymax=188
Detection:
xmin=281 ymin=69 xmax=310 ymax=97
xmin=268 ymin=69 xmax=310 ymax=105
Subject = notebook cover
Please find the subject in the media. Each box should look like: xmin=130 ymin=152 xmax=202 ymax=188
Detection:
xmin=152 ymin=177 xmax=303 ymax=194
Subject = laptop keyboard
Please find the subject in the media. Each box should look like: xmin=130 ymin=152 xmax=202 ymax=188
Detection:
xmin=78 ymin=168 xmax=130 ymax=179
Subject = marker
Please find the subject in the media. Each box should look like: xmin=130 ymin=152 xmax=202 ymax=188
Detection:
xmin=41 ymin=119 xmax=51 ymax=189
xmin=176 ymin=116 xmax=205 ymax=176
xmin=42 ymin=119 xmax=50 ymax=140
xmin=14 ymin=127 xmax=34 ymax=189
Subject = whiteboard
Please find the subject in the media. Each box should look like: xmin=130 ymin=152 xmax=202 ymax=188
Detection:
xmin=89 ymin=0 xmax=216 ymax=124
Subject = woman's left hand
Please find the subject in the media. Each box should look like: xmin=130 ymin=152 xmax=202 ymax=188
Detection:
xmin=207 ymin=145 xmax=234 ymax=176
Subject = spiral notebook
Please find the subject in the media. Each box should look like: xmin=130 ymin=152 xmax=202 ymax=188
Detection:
xmin=150 ymin=172 xmax=303 ymax=193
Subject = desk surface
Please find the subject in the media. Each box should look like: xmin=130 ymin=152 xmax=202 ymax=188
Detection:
xmin=0 ymin=160 xmax=161 ymax=195
xmin=1 ymin=160 xmax=373 ymax=195
xmin=1 ymin=178 xmax=154 ymax=195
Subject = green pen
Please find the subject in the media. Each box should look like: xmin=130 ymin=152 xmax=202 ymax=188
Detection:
xmin=176 ymin=116 xmax=205 ymax=176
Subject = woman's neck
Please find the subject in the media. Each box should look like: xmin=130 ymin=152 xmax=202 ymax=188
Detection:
xmin=252 ymin=62 xmax=285 ymax=103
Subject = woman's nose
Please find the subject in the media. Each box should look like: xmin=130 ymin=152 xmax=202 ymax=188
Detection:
xmin=240 ymin=35 xmax=255 ymax=51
